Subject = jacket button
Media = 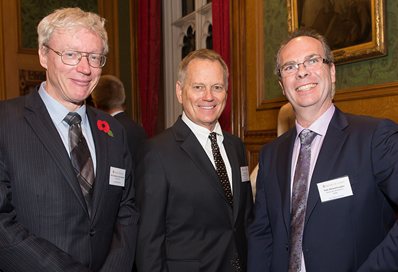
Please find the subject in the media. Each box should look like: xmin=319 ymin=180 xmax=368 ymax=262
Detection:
xmin=89 ymin=229 xmax=96 ymax=236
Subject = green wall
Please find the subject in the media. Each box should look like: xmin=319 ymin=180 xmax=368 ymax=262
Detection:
xmin=21 ymin=0 xmax=98 ymax=49
xmin=264 ymin=0 xmax=398 ymax=99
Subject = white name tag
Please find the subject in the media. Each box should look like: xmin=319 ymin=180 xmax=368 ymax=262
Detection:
xmin=317 ymin=176 xmax=353 ymax=202
xmin=240 ymin=166 xmax=250 ymax=182
xmin=109 ymin=166 xmax=126 ymax=187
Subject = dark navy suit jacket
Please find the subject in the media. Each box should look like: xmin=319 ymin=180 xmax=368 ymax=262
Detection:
xmin=136 ymin=117 xmax=253 ymax=272
xmin=248 ymin=108 xmax=398 ymax=272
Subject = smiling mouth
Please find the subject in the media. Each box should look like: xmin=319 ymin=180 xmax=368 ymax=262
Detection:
xmin=199 ymin=105 xmax=216 ymax=110
xmin=296 ymin=83 xmax=317 ymax=92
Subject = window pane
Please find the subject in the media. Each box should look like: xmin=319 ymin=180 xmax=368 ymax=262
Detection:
xmin=181 ymin=0 xmax=195 ymax=17
xmin=206 ymin=24 xmax=213 ymax=49
xmin=182 ymin=26 xmax=196 ymax=59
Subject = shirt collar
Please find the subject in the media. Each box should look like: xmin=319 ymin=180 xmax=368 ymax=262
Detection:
xmin=295 ymin=104 xmax=335 ymax=138
xmin=38 ymin=82 xmax=88 ymax=125
xmin=181 ymin=112 xmax=224 ymax=146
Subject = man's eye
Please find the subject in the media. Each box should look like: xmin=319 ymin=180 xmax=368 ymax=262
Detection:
xmin=212 ymin=85 xmax=224 ymax=92
xmin=283 ymin=64 xmax=296 ymax=71
xmin=89 ymin=54 xmax=101 ymax=61
xmin=193 ymin=85 xmax=204 ymax=90
xmin=64 ymin=51 xmax=79 ymax=59
xmin=307 ymin=58 xmax=319 ymax=65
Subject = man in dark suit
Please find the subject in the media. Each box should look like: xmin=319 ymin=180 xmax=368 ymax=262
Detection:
xmin=135 ymin=49 xmax=253 ymax=272
xmin=0 ymin=8 xmax=139 ymax=272
xmin=248 ymin=28 xmax=398 ymax=271
xmin=91 ymin=74 xmax=147 ymax=165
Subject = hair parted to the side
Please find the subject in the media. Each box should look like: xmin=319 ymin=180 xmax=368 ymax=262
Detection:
xmin=91 ymin=75 xmax=126 ymax=112
xmin=274 ymin=28 xmax=334 ymax=78
xmin=37 ymin=7 xmax=108 ymax=54
xmin=177 ymin=49 xmax=229 ymax=90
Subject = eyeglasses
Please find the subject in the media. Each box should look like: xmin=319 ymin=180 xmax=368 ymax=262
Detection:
xmin=43 ymin=44 xmax=107 ymax=68
xmin=279 ymin=55 xmax=331 ymax=77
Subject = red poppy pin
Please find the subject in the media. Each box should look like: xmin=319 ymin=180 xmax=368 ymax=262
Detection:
xmin=97 ymin=120 xmax=114 ymax=137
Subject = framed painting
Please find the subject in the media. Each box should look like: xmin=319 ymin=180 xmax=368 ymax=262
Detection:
xmin=287 ymin=0 xmax=386 ymax=64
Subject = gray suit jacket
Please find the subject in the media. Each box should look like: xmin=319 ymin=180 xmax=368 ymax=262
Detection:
xmin=135 ymin=117 xmax=253 ymax=272
xmin=0 ymin=90 xmax=139 ymax=272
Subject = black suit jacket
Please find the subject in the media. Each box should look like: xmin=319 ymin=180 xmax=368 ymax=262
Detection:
xmin=248 ymin=108 xmax=398 ymax=271
xmin=113 ymin=112 xmax=147 ymax=165
xmin=135 ymin=117 xmax=253 ymax=272
xmin=0 ymin=90 xmax=139 ymax=272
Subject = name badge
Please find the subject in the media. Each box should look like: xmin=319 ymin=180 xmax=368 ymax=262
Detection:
xmin=109 ymin=166 xmax=126 ymax=187
xmin=317 ymin=176 xmax=353 ymax=202
xmin=240 ymin=166 xmax=250 ymax=182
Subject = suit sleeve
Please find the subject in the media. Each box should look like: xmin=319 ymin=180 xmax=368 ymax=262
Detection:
xmin=247 ymin=147 xmax=273 ymax=272
xmin=135 ymin=145 xmax=169 ymax=272
xmin=0 ymin=149 xmax=91 ymax=272
xmin=99 ymin=127 xmax=140 ymax=272
xmin=358 ymin=119 xmax=398 ymax=271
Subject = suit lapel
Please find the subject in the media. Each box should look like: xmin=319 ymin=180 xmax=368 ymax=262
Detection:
xmin=24 ymin=91 xmax=88 ymax=214
xmin=173 ymin=118 xmax=230 ymax=205
xmin=87 ymin=108 xmax=109 ymax=220
xmin=305 ymin=109 xmax=349 ymax=223
xmin=279 ymin=130 xmax=297 ymax=233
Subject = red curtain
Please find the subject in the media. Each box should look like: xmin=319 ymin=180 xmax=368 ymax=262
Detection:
xmin=212 ymin=0 xmax=231 ymax=132
xmin=138 ymin=0 xmax=162 ymax=137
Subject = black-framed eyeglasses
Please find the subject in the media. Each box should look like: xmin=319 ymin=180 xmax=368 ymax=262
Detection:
xmin=279 ymin=55 xmax=331 ymax=77
xmin=43 ymin=44 xmax=107 ymax=68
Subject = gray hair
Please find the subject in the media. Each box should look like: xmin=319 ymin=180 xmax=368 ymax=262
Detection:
xmin=177 ymin=49 xmax=229 ymax=90
xmin=37 ymin=7 xmax=108 ymax=54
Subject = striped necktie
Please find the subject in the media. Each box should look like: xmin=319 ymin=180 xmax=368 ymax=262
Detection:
xmin=64 ymin=112 xmax=95 ymax=216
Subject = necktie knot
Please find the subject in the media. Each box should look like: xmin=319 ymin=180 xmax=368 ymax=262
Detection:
xmin=64 ymin=112 xmax=82 ymax=126
xmin=209 ymin=132 xmax=217 ymax=142
xmin=299 ymin=129 xmax=316 ymax=146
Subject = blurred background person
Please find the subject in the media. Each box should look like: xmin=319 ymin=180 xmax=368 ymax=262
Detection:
xmin=92 ymin=74 xmax=147 ymax=165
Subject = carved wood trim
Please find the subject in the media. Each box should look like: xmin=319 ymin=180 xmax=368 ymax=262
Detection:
xmin=335 ymin=81 xmax=398 ymax=102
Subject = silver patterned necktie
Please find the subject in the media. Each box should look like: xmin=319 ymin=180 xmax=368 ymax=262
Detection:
xmin=209 ymin=132 xmax=233 ymax=207
xmin=288 ymin=129 xmax=317 ymax=272
xmin=64 ymin=112 xmax=95 ymax=216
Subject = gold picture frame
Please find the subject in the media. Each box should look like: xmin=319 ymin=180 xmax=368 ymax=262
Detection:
xmin=287 ymin=0 xmax=386 ymax=64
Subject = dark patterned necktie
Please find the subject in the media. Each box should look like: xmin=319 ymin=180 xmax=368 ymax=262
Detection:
xmin=288 ymin=129 xmax=317 ymax=272
xmin=64 ymin=112 xmax=95 ymax=216
xmin=209 ymin=132 xmax=233 ymax=207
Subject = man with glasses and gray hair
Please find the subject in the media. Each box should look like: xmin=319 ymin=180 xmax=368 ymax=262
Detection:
xmin=0 ymin=7 xmax=139 ymax=272
xmin=248 ymin=28 xmax=398 ymax=271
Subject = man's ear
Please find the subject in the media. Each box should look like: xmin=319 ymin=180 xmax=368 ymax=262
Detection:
xmin=176 ymin=81 xmax=183 ymax=104
xmin=38 ymin=46 xmax=48 ymax=69
xmin=279 ymin=80 xmax=285 ymax=96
